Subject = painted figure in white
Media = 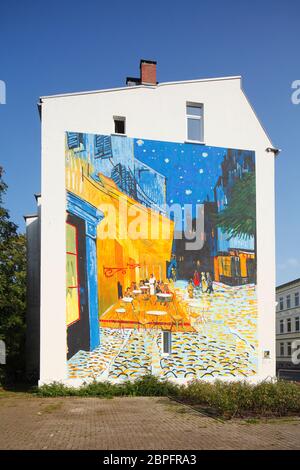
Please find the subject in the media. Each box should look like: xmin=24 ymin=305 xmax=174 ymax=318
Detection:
xmin=149 ymin=273 xmax=156 ymax=296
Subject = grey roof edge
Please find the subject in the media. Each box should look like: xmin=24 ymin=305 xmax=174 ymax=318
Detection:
xmin=276 ymin=278 xmax=300 ymax=290
xmin=23 ymin=214 xmax=38 ymax=220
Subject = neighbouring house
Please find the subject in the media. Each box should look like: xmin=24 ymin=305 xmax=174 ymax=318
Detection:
xmin=25 ymin=60 xmax=278 ymax=385
xmin=276 ymin=278 xmax=300 ymax=381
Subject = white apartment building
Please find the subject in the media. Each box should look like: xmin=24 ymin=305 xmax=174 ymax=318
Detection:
xmin=276 ymin=278 xmax=300 ymax=380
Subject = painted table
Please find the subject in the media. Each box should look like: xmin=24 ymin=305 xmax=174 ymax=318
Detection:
xmin=145 ymin=310 xmax=167 ymax=327
xmin=146 ymin=310 xmax=167 ymax=316
xmin=156 ymin=293 xmax=172 ymax=307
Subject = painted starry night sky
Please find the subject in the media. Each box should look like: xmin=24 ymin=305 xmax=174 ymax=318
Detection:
xmin=133 ymin=138 xmax=228 ymax=206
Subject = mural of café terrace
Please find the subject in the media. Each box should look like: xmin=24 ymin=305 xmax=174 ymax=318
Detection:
xmin=65 ymin=132 xmax=258 ymax=381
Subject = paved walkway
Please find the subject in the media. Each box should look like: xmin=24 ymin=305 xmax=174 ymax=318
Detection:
xmin=0 ymin=396 xmax=299 ymax=450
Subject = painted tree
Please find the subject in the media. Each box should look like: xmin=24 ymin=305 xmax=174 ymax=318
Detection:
xmin=215 ymin=172 xmax=256 ymax=240
xmin=0 ymin=167 xmax=26 ymax=382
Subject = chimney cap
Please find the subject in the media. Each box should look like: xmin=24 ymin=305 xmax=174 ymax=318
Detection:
xmin=140 ymin=59 xmax=157 ymax=66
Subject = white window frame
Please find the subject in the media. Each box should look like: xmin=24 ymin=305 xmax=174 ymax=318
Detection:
xmin=186 ymin=102 xmax=204 ymax=143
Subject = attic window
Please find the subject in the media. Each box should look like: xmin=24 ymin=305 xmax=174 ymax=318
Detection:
xmin=114 ymin=116 xmax=126 ymax=134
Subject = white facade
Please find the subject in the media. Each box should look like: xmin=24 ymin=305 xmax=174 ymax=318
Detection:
xmin=37 ymin=74 xmax=276 ymax=385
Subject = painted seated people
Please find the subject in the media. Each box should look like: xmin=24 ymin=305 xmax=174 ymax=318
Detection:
xmin=156 ymin=282 xmax=162 ymax=294
xmin=124 ymin=287 xmax=132 ymax=297
xmin=131 ymin=281 xmax=137 ymax=291
xmin=164 ymin=283 xmax=170 ymax=294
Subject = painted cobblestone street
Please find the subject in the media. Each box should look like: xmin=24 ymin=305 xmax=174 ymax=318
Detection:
xmin=68 ymin=283 xmax=257 ymax=380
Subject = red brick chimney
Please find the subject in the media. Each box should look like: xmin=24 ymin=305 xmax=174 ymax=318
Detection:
xmin=140 ymin=59 xmax=157 ymax=85
xmin=126 ymin=60 xmax=157 ymax=86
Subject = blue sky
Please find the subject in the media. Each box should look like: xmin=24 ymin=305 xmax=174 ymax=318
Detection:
xmin=0 ymin=0 xmax=299 ymax=285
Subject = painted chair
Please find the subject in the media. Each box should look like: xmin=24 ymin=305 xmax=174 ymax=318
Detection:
xmin=171 ymin=292 xmax=185 ymax=331
xmin=138 ymin=312 xmax=149 ymax=332
xmin=115 ymin=308 xmax=126 ymax=329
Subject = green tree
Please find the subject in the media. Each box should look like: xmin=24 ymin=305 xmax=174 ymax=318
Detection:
xmin=0 ymin=167 xmax=26 ymax=382
xmin=215 ymin=172 xmax=256 ymax=240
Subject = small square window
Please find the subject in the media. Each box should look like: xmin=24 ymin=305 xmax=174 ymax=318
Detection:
xmin=114 ymin=116 xmax=126 ymax=134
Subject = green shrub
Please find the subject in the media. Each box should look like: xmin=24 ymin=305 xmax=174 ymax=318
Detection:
xmin=179 ymin=379 xmax=300 ymax=418
xmin=35 ymin=382 xmax=77 ymax=397
xmin=35 ymin=375 xmax=178 ymax=399
xmin=251 ymin=380 xmax=300 ymax=415
xmin=127 ymin=374 xmax=179 ymax=397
